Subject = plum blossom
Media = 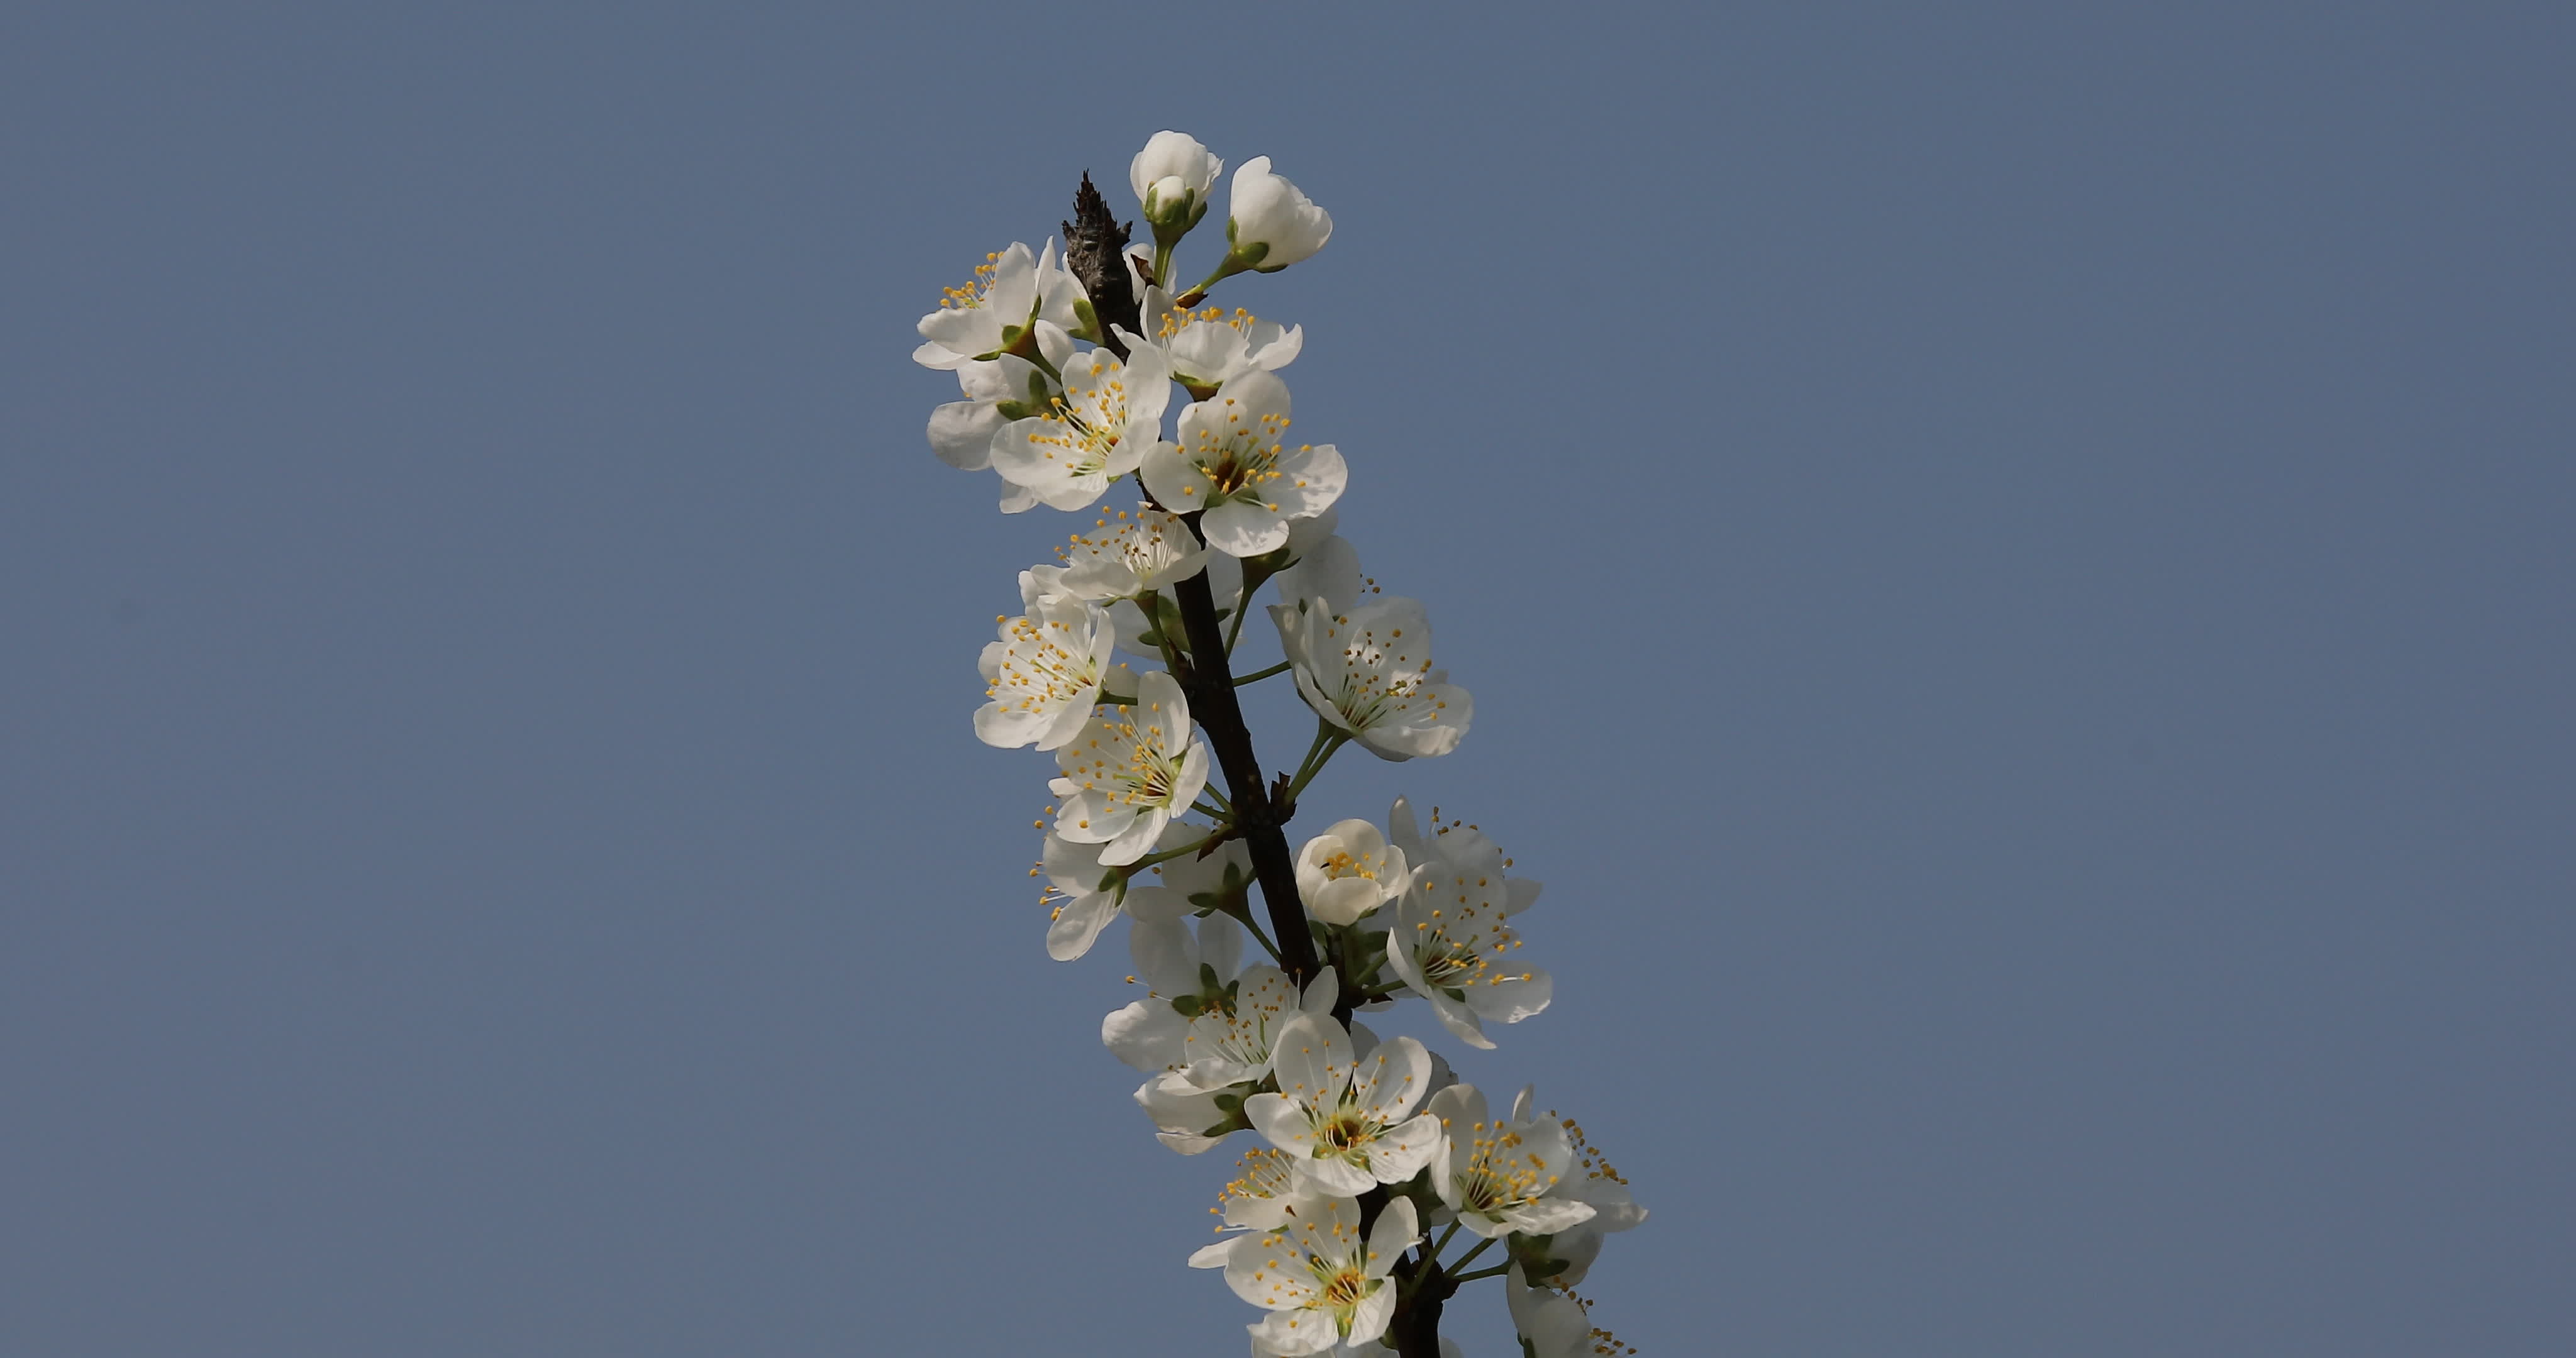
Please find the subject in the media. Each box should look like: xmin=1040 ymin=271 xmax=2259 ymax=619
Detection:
xmin=1294 ymin=818 xmax=1412 ymax=926
xmin=1131 ymin=130 xmax=1224 ymax=239
xmin=1036 ymin=831 xmax=1121 ymax=961
xmin=1244 ymin=1012 xmax=1443 ymax=1196
xmin=1055 ymin=506 xmax=1208 ymax=601
xmin=1423 ymin=1083 xmax=1595 ymax=1239
xmin=926 ymin=347 xmax=1073 ymax=512
xmin=1226 ymin=157 xmax=1334 ymax=273
xmin=1104 ymin=919 xmax=1333 ymax=1090
xmin=990 ymin=333 xmax=1170 ymax=512
xmin=1273 ymin=596 xmax=1472 ymax=761
xmin=974 ymin=571 xmax=1121 ymax=753
xmin=1039 ymin=819 xmax=1231 ymax=961
xmin=914 ymin=241 xmax=1065 ymax=370
xmin=1509 ymin=1088 xmax=1648 ymax=1289
xmin=1139 ymin=290 xmax=1304 ymax=397
xmin=1119 ymin=984 xmax=1343 ymax=1158
xmin=1270 ymin=528 xmax=1365 ymax=617
xmin=1204 ymin=1145 xmax=1303 ymax=1237
xmin=1140 ymin=370 xmax=1345 ymax=556
xmin=1050 ymin=670 xmax=1209 ymax=865
xmin=1504 ymin=1266 xmax=1597 ymax=1358
xmin=1381 ymin=797 xmax=1549 ymax=1048
xmin=1222 ymin=1195 xmax=1416 ymax=1354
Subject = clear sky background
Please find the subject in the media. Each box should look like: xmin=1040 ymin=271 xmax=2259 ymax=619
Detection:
xmin=4 ymin=4 xmax=2570 ymax=1355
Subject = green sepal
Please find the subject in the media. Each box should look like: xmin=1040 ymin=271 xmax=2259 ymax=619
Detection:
xmin=1196 ymin=1105 xmax=1253 ymax=1139
xmin=1506 ymin=1230 xmax=1573 ymax=1284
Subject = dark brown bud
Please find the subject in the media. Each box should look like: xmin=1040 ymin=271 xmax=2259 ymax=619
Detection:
xmin=1063 ymin=172 xmax=1140 ymax=356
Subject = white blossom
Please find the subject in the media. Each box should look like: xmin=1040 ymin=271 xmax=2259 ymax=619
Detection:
xmin=1037 ymin=831 xmax=1121 ymax=961
xmin=1106 ymin=910 xmax=1239 ymax=1061
xmin=1128 ymin=997 xmax=1353 ymax=1157
xmin=1204 ymin=1145 xmax=1304 ymax=1236
xmin=1040 ymin=819 xmax=1225 ymax=961
xmin=1056 ymin=506 xmax=1208 ymax=601
xmin=989 ymin=333 xmax=1171 ymax=511
xmin=1244 ymin=1012 xmax=1443 ymax=1196
xmin=914 ymin=241 xmax=1064 ymax=370
xmin=1222 ymin=1195 xmax=1417 ymax=1354
xmin=1035 ymin=238 xmax=1094 ymax=339
xmin=1136 ymin=1068 xmax=1247 ymax=1156
xmin=1506 ymin=1086 xmax=1647 ymax=1289
xmin=1423 ymin=1083 xmax=1594 ymax=1239
xmin=1504 ymin=1266 xmax=1596 ymax=1358
xmin=974 ymin=571 xmax=1120 ymax=753
xmin=1131 ymin=130 xmax=1224 ymax=237
xmin=1270 ymin=532 xmax=1365 ymax=617
xmin=926 ymin=345 xmax=1076 ymax=512
xmin=1226 ymin=157 xmax=1334 ymax=273
xmin=1140 ymin=289 xmax=1304 ymax=396
xmin=1050 ymin=670 xmax=1210 ymax=865
xmin=1106 ymin=917 xmax=1332 ymax=1088
xmin=1294 ymin=817 xmax=1412 ymax=926
xmin=926 ymin=354 xmax=1053 ymax=472
xmin=1272 ymin=596 xmax=1472 ymax=761
xmin=1140 ymin=370 xmax=1346 ymax=557
xmin=1380 ymin=797 xmax=1548 ymax=1047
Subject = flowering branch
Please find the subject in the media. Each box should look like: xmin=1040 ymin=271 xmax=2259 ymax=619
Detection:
xmin=926 ymin=131 xmax=1647 ymax=1358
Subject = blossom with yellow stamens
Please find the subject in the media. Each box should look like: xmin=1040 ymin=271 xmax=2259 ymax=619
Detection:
xmin=973 ymin=571 xmax=1120 ymax=753
xmin=989 ymin=329 xmax=1170 ymax=512
xmin=1048 ymin=670 xmax=1210 ymax=865
xmin=1136 ymin=288 xmax=1304 ymax=397
xmin=913 ymin=241 xmax=1063 ymax=370
xmin=1274 ymin=597 xmax=1473 ymax=761
xmin=1511 ymin=1087 xmax=1648 ymax=1289
xmin=1219 ymin=1195 xmax=1416 ymax=1355
xmin=1243 ymin=1012 xmax=1443 ymax=1196
xmin=1140 ymin=369 xmax=1345 ymax=557
xmin=1424 ymin=1081 xmax=1595 ymax=1239
xmin=1381 ymin=796 xmax=1550 ymax=1048
xmin=1055 ymin=505 xmax=1208 ymax=601
xmin=1294 ymin=817 xmax=1413 ymax=926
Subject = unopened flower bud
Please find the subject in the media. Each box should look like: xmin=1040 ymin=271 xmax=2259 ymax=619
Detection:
xmin=1130 ymin=131 xmax=1223 ymax=241
xmin=1224 ymin=157 xmax=1332 ymax=272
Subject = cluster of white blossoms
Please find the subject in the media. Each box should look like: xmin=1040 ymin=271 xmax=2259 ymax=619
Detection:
xmin=924 ymin=131 xmax=1645 ymax=1357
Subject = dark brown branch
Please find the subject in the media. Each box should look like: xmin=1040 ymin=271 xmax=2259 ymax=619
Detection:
xmin=1168 ymin=558 xmax=1320 ymax=985
xmin=1387 ymin=1252 xmax=1455 ymax=1358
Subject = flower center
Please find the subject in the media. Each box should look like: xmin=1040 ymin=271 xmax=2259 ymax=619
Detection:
xmin=1318 ymin=1110 xmax=1374 ymax=1151
xmin=1319 ymin=848 xmax=1380 ymax=881
xmin=989 ymin=615 xmax=1100 ymax=710
xmin=1186 ymin=404 xmax=1292 ymax=500
xmin=1453 ymin=1120 xmax=1551 ymax=1213
xmin=1316 ymin=1266 xmax=1372 ymax=1315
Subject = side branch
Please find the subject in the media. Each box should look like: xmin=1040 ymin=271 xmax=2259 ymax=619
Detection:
xmin=1169 ymin=556 xmax=1321 ymax=985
